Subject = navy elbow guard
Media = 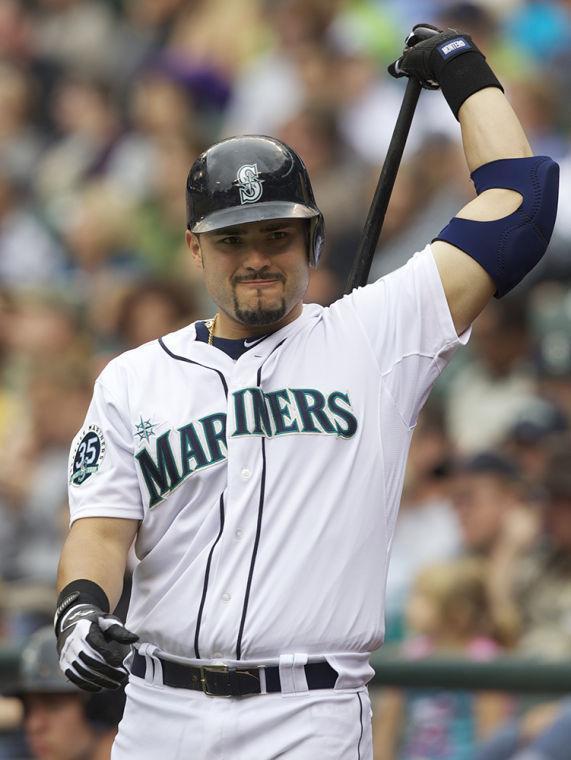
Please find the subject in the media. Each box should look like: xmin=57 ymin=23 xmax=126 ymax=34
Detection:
xmin=434 ymin=156 xmax=559 ymax=297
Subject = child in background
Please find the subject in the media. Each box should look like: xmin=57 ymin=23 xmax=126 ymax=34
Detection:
xmin=374 ymin=558 xmax=512 ymax=760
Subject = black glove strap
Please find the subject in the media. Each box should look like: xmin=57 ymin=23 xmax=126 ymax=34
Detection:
xmin=436 ymin=47 xmax=503 ymax=119
xmin=55 ymin=579 xmax=110 ymax=634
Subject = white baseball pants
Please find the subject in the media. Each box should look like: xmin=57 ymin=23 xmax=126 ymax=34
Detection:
xmin=112 ymin=674 xmax=373 ymax=759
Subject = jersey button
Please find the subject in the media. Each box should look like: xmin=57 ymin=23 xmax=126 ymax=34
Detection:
xmin=212 ymin=652 xmax=223 ymax=659
xmin=235 ymin=529 xmax=243 ymax=539
xmin=222 ymin=592 xmax=231 ymax=602
xmin=240 ymin=467 xmax=251 ymax=480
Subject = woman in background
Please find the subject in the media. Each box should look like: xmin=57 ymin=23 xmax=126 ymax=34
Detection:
xmin=374 ymin=558 xmax=512 ymax=760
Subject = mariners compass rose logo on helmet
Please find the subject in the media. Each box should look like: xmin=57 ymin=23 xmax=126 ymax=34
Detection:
xmin=235 ymin=163 xmax=264 ymax=205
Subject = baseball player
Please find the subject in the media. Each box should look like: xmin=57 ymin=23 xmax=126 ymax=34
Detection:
xmin=54 ymin=25 xmax=558 ymax=759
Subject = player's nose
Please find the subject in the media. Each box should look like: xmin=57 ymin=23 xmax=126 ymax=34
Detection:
xmin=241 ymin=245 xmax=273 ymax=270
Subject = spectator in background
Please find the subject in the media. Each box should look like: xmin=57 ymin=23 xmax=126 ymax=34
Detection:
xmin=5 ymin=360 xmax=93 ymax=586
xmin=164 ymin=0 xmax=265 ymax=79
xmin=30 ymin=0 xmax=121 ymax=82
xmin=375 ymin=558 xmax=511 ymax=760
xmin=107 ymin=70 xmax=199 ymax=202
xmin=451 ymin=452 xmax=537 ymax=646
xmin=476 ymin=439 xmax=571 ymax=760
xmin=3 ymin=294 xmax=85 ymax=372
xmin=451 ymin=452 xmax=528 ymax=558
xmin=503 ymin=398 xmax=567 ymax=484
xmin=121 ymin=0 xmax=186 ymax=49
xmin=35 ymin=75 xmax=123 ymax=222
xmin=531 ymin=289 xmax=571 ymax=423
xmin=58 ymin=180 xmax=143 ymax=357
xmin=476 ymin=698 xmax=571 ymax=760
xmin=0 ymin=62 xmax=44 ymax=188
xmin=0 ymin=295 xmax=89 ymax=591
xmin=132 ymin=133 xmax=202 ymax=280
xmin=0 ymin=0 xmax=34 ymax=66
xmin=445 ymin=297 xmax=535 ymax=454
xmin=114 ymin=279 xmax=199 ymax=352
xmin=62 ymin=180 xmax=139 ymax=282
xmin=223 ymin=0 xmax=338 ymax=136
xmin=1 ymin=625 xmax=125 ymax=759
xmin=0 ymin=167 xmax=64 ymax=287
xmin=488 ymin=438 xmax=571 ymax=659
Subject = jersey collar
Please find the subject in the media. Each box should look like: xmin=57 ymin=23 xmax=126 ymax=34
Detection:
xmin=159 ymin=304 xmax=322 ymax=372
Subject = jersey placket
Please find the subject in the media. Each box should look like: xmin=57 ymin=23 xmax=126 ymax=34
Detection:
xmin=193 ymin=350 xmax=272 ymax=661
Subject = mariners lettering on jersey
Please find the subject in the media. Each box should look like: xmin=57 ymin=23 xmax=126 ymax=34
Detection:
xmin=135 ymin=387 xmax=358 ymax=508
xmin=232 ymin=387 xmax=356 ymax=438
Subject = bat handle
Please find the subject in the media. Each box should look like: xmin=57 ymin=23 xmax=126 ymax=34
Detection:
xmin=344 ymin=77 xmax=422 ymax=294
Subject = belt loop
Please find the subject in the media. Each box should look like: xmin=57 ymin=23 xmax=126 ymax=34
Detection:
xmin=137 ymin=644 xmax=163 ymax=686
xmin=278 ymin=653 xmax=308 ymax=694
xmin=258 ymin=666 xmax=267 ymax=695
xmin=292 ymin=653 xmax=308 ymax=693
xmin=278 ymin=654 xmax=295 ymax=694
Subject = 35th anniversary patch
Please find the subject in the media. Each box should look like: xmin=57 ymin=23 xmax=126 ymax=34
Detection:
xmin=69 ymin=425 xmax=106 ymax=486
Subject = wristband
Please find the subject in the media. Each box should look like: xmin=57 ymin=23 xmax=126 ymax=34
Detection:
xmin=430 ymin=36 xmax=503 ymax=119
xmin=55 ymin=579 xmax=110 ymax=635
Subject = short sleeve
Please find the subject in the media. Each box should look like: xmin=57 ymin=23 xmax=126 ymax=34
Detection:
xmin=347 ymin=245 xmax=470 ymax=427
xmin=68 ymin=370 xmax=143 ymax=524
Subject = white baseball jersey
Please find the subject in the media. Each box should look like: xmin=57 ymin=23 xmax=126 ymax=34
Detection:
xmin=68 ymin=245 xmax=468 ymax=686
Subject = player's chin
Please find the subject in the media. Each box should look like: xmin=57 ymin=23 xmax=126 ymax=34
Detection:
xmin=239 ymin=290 xmax=280 ymax=308
xmin=234 ymin=298 xmax=287 ymax=327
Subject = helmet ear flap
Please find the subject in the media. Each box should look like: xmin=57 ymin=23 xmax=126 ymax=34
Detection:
xmin=309 ymin=213 xmax=325 ymax=267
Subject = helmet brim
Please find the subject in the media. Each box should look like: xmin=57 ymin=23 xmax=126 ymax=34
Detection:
xmin=190 ymin=201 xmax=319 ymax=233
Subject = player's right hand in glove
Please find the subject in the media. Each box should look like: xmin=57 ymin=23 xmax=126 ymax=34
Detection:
xmin=55 ymin=594 xmax=138 ymax=692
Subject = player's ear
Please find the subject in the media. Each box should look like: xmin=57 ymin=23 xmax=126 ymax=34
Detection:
xmin=186 ymin=230 xmax=203 ymax=269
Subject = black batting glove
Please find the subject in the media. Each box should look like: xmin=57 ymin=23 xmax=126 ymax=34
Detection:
xmin=56 ymin=600 xmax=138 ymax=693
xmin=388 ymin=23 xmax=503 ymax=118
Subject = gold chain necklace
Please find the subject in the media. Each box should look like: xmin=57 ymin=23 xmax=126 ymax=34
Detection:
xmin=207 ymin=314 xmax=218 ymax=345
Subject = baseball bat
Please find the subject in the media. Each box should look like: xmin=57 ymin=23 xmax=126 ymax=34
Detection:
xmin=344 ymin=77 xmax=422 ymax=294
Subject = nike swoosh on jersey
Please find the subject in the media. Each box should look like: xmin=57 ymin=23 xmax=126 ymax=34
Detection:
xmin=243 ymin=336 xmax=267 ymax=348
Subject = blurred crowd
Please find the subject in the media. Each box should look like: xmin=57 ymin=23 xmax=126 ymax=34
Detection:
xmin=0 ymin=0 xmax=570 ymax=757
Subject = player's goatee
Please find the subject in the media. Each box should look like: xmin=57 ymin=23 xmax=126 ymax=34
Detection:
xmin=234 ymin=298 xmax=287 ymax=325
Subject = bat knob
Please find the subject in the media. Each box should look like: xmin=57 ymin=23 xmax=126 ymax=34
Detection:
xmin=405 ymin=23 xmax=444 ymax=48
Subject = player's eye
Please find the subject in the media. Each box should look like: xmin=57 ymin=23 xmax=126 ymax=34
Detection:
xmin=268 ymin=230 xmax=288 ymax=240
xmin=219 ymin=235 xmax=243 ymax=246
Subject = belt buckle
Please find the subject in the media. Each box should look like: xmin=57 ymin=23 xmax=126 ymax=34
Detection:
xmin=200 ymin=664 xmax=232 ymax=697
xmin=200 ymin=665 xmax=261 ymax=698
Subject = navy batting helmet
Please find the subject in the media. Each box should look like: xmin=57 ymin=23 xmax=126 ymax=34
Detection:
xmin=186 ymin=135 xmax=325 ymax=266
xmin=4 ymin=627 xmax=76 ymax=697
xmin=5 ymin=626 xmax=125 ymax=728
